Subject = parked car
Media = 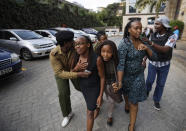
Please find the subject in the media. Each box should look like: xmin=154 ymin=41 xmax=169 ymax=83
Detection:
xmin=0 ymin=29 xmax=56 ymax=60
xmin=50 ymin=27 xmax=81 ymax=40
xmin=77 ymin=30 xmax=97 ymax=43
xmin=82 ymin=28 xmax=98 ymax=35
xmin=0 ymin=48 xmax=22 ymax=79
xmin=34 ymin=29 xmax=57 ymax=44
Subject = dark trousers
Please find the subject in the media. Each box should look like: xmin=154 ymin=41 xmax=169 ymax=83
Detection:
xmin=55 ymin=76 xmax=81 ymax=117
xmin=146 ymin=63 xmax=170 ymax=102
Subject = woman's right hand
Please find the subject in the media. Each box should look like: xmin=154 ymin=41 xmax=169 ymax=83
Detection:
xmin=74 ymin=61 xmax=88 ymax=72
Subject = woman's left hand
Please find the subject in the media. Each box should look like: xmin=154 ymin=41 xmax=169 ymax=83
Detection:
xmin=138 ymin=44 xmax=148 ymax=51
xmin=96 ymin=96 xmax=103 ymax=108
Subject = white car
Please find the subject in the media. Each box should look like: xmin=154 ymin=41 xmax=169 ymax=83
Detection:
xmin=77 ymin=30 xmax=97 ymax=42
xmin=50 ymin=27 xmax=81 ymax=40
xmin=34 ymin=29 xmax=57 ymax=44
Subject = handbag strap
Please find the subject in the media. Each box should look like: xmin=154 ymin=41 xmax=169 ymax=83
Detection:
xmin=112 ymin=60 xmax=118 ymax=83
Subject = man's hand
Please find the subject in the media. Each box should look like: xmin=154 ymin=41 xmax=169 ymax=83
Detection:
xmin=142 ymin=56 xmax=147 ymax=68
xmin=141 ymin=37 xmax=153 ymax=45
xmin=77 ymin=71 xmax=91 ymax=78
xmin=142 ymin=59 xmax=146 ymax=68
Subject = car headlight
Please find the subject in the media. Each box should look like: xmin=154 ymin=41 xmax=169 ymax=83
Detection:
xmin=11 ymin=53 xmax=20 ymax=63
xmin=33 ymin=44 xmax=41 ymax=49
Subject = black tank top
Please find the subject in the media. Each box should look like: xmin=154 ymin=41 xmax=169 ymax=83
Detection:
xmin=79 ymin=53 xmax=100 ymax=88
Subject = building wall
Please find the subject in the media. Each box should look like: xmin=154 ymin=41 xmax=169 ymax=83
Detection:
xmin=125 ymin=0 xmax=156 ymax=15
xmin=122 ymin=14 xmax=165 ymax=32
xmin=178 ymin=0 xmax=186 ymax=40
xmin=164 ymin=0 xmax=177 ymax=20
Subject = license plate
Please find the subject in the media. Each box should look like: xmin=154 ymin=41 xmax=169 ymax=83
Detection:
xmin=0 ymin=67 xmax=13 ymax=76
xmin=45 ymin=50 xmax=51 ymax=54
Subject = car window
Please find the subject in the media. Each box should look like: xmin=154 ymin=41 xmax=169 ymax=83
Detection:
xmin=48 ymin=30 xmax=57 ymax=36
xmin=41 ymin=32 xmax=49 ymax=37
xmin=35 ymin=31 xmax=41 ymax=34
xmin=13 ymin=30 xmax=43 ymax=40
xmin=4 ymin=31 xmax=16 ymax=40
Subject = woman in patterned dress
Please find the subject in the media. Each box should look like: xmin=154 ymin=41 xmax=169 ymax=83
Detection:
xmin=113 ymin=20 xmax=157 ymax=131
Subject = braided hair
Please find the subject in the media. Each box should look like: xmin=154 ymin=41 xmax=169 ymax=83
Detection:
xmin=124 ymin=20 xmax=141 ymax=39
xmin=97 ymin=31 xmax=107 ymax=41
xmin=72 ymin=35 xmax=94 ymax=69
xmin=97 ymin=40 xmax=119 ymax=66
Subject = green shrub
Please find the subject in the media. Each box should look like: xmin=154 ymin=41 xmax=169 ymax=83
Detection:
xmin=170 ymin=20 xmax=184 ymax=38
xmin=0 ymin=0 xmax=103 ymax=30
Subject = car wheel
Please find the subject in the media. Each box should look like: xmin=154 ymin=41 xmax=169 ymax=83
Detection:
xmin=21 ymin=48 xmax=32 ymax=61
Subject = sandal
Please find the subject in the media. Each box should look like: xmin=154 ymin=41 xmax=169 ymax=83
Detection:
xmin=125 ymin=105 xmax=130 ymax=114
xmin=107 ymin=117 xmax=113 ymax=126
xmin=125 ymin=108 xmax=130 ymax=113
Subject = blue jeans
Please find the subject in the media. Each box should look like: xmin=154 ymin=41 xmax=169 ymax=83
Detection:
xmin=146 ymin=63 xmax=170 ymax=102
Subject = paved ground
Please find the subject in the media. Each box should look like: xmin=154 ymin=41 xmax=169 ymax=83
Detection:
xmin=0 ymin=36 xmax=186 ymax=131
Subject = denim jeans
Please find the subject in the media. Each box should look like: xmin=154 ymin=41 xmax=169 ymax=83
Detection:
xmin=146 ymin=63 xmax=170 ymax=102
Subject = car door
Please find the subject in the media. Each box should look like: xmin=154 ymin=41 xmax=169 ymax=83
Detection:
xmin=3 ymin=31 xmax=20 ymax=54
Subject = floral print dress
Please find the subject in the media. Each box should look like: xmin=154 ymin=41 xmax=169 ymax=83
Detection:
xmin=117 ymin=38 xmax=156 ymax=104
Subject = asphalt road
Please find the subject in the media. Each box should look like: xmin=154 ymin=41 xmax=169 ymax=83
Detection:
xmin=0 ymin=36 xmax=186 ymax=131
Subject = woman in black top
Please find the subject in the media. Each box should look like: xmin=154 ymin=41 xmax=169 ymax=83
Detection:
xmin=72 ymin=35 xmax=105 ymax=131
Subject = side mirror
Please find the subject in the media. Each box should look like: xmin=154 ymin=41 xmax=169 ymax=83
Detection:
xmin=10 ymin=37 xmax=17 ymax=41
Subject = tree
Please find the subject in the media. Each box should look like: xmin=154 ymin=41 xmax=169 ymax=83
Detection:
xmin=135 ymin=0 xmax=167 ymax=17
xmin=97 ymin=3 xmax=123 ymax=26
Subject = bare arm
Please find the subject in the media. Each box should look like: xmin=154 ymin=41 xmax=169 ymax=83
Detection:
xmin=150 ymin=42 xmax=171 ymax=53
xmin=142 ymin=37 xmax=172 ymax=53
xmin=96 ymin=56 xmax=105 ymax=107
xmin=117 ymin=71 xmax=124 ymax=89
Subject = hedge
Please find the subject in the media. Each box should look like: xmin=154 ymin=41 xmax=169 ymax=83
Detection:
xmin=170 ymin=20 xmax=184 ymax=38
xmin=0 ymin=0 xmax=103 ymax=30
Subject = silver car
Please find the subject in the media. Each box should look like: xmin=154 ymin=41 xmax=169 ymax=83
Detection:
xmin=34 ymin=29 xmax=57 ymax=44
xmin=50 ymin=27 xmax=81 ymax=40
xmin=0 ymin=29 xmax=56 ymax=60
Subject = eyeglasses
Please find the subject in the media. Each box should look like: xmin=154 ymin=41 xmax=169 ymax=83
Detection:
xmin=74 ymin=42 xmax=86 ymax=47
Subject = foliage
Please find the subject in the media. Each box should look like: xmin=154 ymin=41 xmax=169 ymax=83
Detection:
xmin=0 ymin=0 xmax=103 ymax=30
xmin=170 ymin=20 xmax=184 ymax=38
xmin=122 ymin=2 xmax=126 ymax=15
xmin=97 ymin=3 xmax=123 ymax=27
